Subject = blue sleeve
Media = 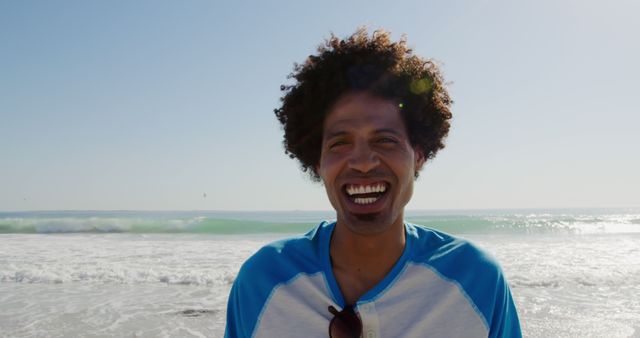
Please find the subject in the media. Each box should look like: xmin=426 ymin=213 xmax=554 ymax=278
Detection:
xmin=224 ymin=239 xmax=316 ymax=338
xmin=224 ymin=253 xmax=271 ymax=338
xmin=224 ymin=278 xmax=247 ymax=338
xmin=224 ymin=254 xmax=268 ymax=338
xmin=489 ymin=275 xmax=522 ymax=338
xmin=224 ymin=226 xmax=327 ymax=337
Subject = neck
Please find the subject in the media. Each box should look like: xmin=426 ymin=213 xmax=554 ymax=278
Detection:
xmin=328 ymin=216 xmax=406 ymax=304
xmin=330 ymin=216 xmax=406 ymax=271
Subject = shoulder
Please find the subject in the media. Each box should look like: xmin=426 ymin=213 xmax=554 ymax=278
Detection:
xmin=225 ymin=222 xmax=331 ymax=338
xmin=405 ymin=223 xmax=520 ymax=337
xmin=234 ymin=221 xmax=329 ymax=289
xmin=406 ymin=223 xmax=503 ymax=280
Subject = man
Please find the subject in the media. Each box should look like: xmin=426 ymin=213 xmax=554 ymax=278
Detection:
xmin=225 ymin=29 xmax=521 ymax=338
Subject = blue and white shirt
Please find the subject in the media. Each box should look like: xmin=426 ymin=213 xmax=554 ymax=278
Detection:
xmin=225 ymin=221 xmax=521 ymax=338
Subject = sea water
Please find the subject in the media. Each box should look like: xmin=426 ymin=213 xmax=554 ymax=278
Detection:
xmin=1 ymin=209 xmax=639 ymax=337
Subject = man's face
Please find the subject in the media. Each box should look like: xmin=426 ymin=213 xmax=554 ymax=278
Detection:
xmin=317 ymin=92 xmax=424 ymax=235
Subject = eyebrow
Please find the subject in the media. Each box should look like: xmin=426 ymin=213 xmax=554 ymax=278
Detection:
xmin=374 ymin=128 xmax=403 ymax=136
xmin=323 ymin=128 xmax=403 ymax=139
xmin=324 ymin=130 xmax=348 ymax=139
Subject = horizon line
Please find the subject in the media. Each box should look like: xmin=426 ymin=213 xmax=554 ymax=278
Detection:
xmin=1 ymin=206 xmax=639 ymax=213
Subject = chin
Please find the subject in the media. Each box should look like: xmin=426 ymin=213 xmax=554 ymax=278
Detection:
xmin=339 ymin=210 xmax=399 ymax=236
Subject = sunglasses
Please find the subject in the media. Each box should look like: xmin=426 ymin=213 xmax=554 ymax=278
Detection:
xmin=328 ymin=305 xmax=363 ymax=338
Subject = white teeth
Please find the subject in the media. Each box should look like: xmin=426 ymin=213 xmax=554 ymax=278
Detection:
xmin=346 ymin=183 xmax=387 ymax=196
xmin=354 ymin=197 xmax=379 ymax=205
xmin=347 ymin=184 xmax=387 ymax=196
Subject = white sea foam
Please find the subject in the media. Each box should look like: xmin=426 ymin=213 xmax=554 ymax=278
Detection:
xmin=470 ymin=233 xmax=640 ymax=338
xmin=0 ymin=234 xmax=271 ymax=337
xmin=0 ymin=234 xmax=264 ymax=285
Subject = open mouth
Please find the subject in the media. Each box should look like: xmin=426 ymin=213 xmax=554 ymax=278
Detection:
xmin=343 ymin=182 xmax=389 ymax=205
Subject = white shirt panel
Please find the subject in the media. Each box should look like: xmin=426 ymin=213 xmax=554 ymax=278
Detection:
xmin=254 ymin=272 xmax=334 ymax=338
xmin=375 ymin=263 xmax=488 ymax=338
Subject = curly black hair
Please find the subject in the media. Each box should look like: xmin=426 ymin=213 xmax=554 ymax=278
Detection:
xmin=274 ymin=28 xmax=452 ymax=181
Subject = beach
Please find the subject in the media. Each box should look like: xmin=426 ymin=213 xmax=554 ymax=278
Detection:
xmin=1 ymin=210 xmax=639 ymax=337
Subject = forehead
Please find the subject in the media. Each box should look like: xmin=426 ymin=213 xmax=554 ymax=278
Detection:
xmin=322 ymin=92 xmax=406 ymax=135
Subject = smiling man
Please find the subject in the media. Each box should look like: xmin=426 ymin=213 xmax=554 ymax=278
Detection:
xmin=225 ymin=29 xmax=521 ymax=338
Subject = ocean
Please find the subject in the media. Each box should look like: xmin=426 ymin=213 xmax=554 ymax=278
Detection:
xmin=1 ymin=209 xmax=639 ymax=337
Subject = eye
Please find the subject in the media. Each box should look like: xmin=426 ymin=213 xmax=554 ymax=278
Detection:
xmin=329 ymin=140 xmax=349 ymax=149
xmin=375 ymin=137 xmax=397 ymax=144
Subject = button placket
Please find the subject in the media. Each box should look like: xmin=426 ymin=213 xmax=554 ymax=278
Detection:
xmin=357 ymin=302 xmax=380 ymax=338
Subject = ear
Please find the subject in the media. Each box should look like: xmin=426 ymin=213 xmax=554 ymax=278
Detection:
xmin=414 ymin=148 xmax=426 ymax=172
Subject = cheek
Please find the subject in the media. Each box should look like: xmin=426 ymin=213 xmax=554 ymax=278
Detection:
xmin=390 ymin=155 xmax=417 ymax=195
xmin=318 ymin=153 xmax=342 ymax=177
xmin=321 ymin=178 xmax=341 ymax=211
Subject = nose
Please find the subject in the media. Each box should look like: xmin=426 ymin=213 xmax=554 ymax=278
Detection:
xmin=347 ymin=141 xmax=380 ymax=173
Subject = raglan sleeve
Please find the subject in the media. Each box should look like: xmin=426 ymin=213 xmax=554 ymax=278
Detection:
xmin=488 ymin=272 xmax=522 ymax=338
xmin=224 ymin=276 xmax=247 ymax=338
xmin=224 ymin=248 xmax=273 ymax=338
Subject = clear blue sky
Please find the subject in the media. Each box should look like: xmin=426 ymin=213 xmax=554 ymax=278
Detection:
xmin=1 ymin=0 xmax=638 ymax=211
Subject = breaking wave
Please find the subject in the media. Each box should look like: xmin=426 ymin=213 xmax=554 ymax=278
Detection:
xmin=0 ymin=209 xmax=639 ymax=234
